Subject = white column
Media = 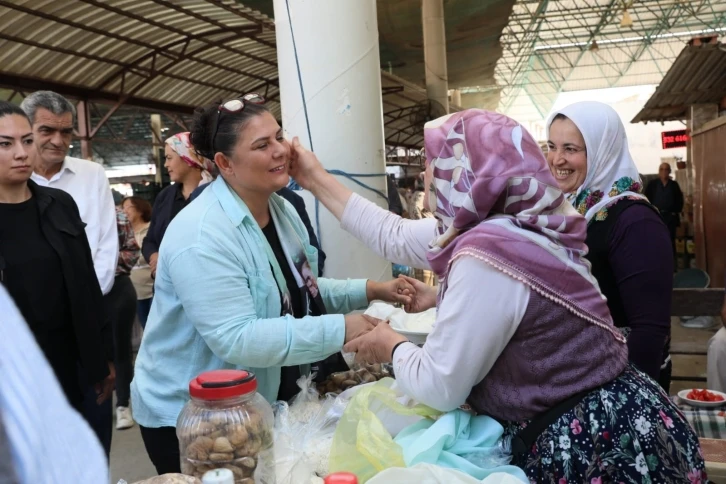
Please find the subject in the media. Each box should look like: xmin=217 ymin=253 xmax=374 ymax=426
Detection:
xmin=422 ymin=0 xmax=449 ymax=113
xmin=451 ymin=89 xmax=462 ymax=107
xmin=150 ymin=114 xmax=163 ymax=184
xmin=273 ymin=0 xmax=392 ymax=282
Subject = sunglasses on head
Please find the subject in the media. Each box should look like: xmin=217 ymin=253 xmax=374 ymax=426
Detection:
xmin=212 ymin=93 xmax=266 ymax=155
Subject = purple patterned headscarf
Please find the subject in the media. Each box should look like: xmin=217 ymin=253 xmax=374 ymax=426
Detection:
xmin=425 ymin=109 xmax=623 ymax=340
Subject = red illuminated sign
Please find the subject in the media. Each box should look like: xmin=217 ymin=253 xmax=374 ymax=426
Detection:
xmin=661 ymin=129 xmax=689 ymax=149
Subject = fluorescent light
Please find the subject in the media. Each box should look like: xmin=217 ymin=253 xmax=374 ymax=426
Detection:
xmin=534 ymin=27 xmax=726 ymax=51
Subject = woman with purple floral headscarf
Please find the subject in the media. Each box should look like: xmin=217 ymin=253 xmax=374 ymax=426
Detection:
xmin=289 ymin=109 xmax=704 ymax=483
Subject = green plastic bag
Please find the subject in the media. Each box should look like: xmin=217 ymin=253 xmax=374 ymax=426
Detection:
xmin=328 ymin=378 xmax=442 ymax=483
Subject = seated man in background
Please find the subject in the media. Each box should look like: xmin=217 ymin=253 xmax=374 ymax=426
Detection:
xmin=706 ymin=275 xmax=726 ymax=392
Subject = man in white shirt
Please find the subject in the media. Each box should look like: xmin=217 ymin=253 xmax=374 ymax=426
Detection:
xmin=0 ymin=285 xmax=109 ymax=484
xmin=22 ymin=91 xmax=118 ymax=295
xmin=21 ymin=91 xmax=118 ymax=457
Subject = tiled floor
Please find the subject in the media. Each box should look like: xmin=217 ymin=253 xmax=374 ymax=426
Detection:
xmin=110 ymin=423 xmax=156 ymax=484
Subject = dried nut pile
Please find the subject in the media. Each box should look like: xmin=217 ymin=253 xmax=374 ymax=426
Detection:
xmin=132 ymin=474 xmax=201 ymax=484
xmin=179 ymin=410 xmax=273 ymax=482
xmin=316 ymin=363 xmax=390 ymax=395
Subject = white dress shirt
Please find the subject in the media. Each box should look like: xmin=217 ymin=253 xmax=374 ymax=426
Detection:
xmin=341 ymin=194 xmax=530 ymax=411
xmin=0 ymin=286 xmax=108 ymax=483
xmin=31 ymin=156 xmax=118 ymax=294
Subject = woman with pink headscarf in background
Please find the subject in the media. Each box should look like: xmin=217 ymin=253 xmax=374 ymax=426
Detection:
xmin=142 ymin=132 xmax=213 ymax=278
xmin=289 ymin=110 xmax=703 ymax=482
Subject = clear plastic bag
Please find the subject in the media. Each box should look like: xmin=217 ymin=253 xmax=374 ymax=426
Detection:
xmin=270 ymin=374 xmax=346 ymax=484
xmin=463 ymin=436 xmax=513 ymax=469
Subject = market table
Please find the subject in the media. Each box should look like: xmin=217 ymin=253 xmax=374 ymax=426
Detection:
xmin=675 ymin=399 xmax=726 ymax=440
xmin=701 ymin=438 xmax=726 ymax=481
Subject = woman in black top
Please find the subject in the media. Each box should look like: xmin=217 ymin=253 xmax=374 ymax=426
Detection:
xmin=142 ymin=132 xmax=213 ymax=278
xmin=546 ymin=101 xmax=673 ymax=391
xmin=0 ymin=101 xmax=114 ymax=409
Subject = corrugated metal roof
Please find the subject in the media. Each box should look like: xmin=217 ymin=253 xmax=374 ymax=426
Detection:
xmin=0 ymin=0 xmax=450 ymax=162
xmin=0 ymin=0 xmax=280 ymax=113
xmin=632 ymin=40 xmax=726 ymax=123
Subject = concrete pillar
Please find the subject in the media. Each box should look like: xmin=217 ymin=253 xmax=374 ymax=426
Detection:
xmin=273 ymin=0 xmax=392 ymax=281
xmin=150 ymin=114 xmax=163 ymax=184
xmin=422 ymin=0 xmax=449 ymax=113
xmin=450 ymin=89 xmax=461 ymax=107
xmin=76 ymin=100 xmax=93 ymax=160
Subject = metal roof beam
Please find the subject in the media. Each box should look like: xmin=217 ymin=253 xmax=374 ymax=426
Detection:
xmin=495 ymin=0 xmax=550 ymax=112
xmin=395 ymin=131 xmax=423 ymax=148
xmin=0 ymin=73 xmax=196 ymax=114
xmin=502 ymin=0 xmax=620 ymax=114
xmin=0 ymin=32 xmax=152 ymax=76
xmin=202 ymin=0 xmax=276 ymax=30
xmin=95 ymin=30 xmax=275 ymax=91
xmin=382 ymin=86 xmax=405 ymax=95
xmin=76 ymin=0 xmax=273 ymax=66
xmin=610 ymin=1 xmax=725 ymax=88
xmin=147 ymin=0 xmax=276 ymax=49
xmin=0 ymin=1 xmax=174 ymax=62
xmin=0 ymin=32 xmax=243 ymax=96
xmin=0 ymin=2 xmax=277 ymax=92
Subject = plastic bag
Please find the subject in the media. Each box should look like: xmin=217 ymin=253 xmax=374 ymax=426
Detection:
xmin=365 ymin=302 xmax=436 ymax=334
xmin=328 ymin=378 xmax=442 ymax=483
xmin=393 ymin=409 xmax=528 ymax=482
xmin=463 ymin=436 xmax=513 ymax=470
xmin=367 ymin=463 xmax=525 ymax=484
xmin=271 ymin=374 xmax=346 ymax=484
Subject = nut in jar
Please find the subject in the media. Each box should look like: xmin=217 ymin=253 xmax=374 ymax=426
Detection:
xmin=177 ymin=370 xmax=275 ymax=483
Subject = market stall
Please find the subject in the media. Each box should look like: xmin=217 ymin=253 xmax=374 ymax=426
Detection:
xmin=121 ymin=304 xmax=527 ymax=484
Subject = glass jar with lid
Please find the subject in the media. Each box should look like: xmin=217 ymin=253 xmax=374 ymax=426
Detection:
xmin=177 ymin=370 xmax=274 ymax=483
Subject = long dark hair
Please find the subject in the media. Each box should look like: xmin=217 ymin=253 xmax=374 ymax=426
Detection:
xmin=190 ymin=98 xmax=270 ymax=161
xmin=0 ymin=101 xmax=31 ymax=122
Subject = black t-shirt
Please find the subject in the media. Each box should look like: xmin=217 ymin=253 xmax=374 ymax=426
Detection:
xmin=171 ymin=183 xmax=192 ymax=220
xmin=0 ymin=197 xmax=81 ymax=405
xmin=261 ymin=221 xmax=305 ymax=401
xmin=261 ymin=221 xmax=304 ymax=318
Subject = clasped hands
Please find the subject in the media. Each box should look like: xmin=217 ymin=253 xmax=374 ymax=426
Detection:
xmin=344 ymin=275 xmax=438 ymax=364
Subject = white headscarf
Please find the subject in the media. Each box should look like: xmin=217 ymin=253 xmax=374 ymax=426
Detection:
xmin=546 ymin=101 xmax=647 ymax=222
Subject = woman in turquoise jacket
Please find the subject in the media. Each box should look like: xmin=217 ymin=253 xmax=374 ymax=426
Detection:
xmin=131 ymin=94 xmax=411 ymax=474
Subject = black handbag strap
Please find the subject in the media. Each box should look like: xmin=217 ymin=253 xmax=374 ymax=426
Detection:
xmin=511 ymin=389 xmax=591 ymax=457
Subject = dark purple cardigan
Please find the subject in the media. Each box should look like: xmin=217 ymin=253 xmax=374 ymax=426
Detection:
xmin=585 ymin=201 xmax=672 ymax=379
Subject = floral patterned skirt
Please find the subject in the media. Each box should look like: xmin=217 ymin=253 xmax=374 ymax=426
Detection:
xmin=503 ymin=365 xmax=706 ymax=483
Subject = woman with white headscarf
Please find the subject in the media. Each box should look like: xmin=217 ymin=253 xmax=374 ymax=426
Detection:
xmin=546 ymin=101 xmax=673 ymax=391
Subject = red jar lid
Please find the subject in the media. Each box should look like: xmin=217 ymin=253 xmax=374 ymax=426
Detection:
xmin=189 ymin=370 xmax=257 ymax=400
xmin=324 ymin=473 xmax=358 ymax=484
